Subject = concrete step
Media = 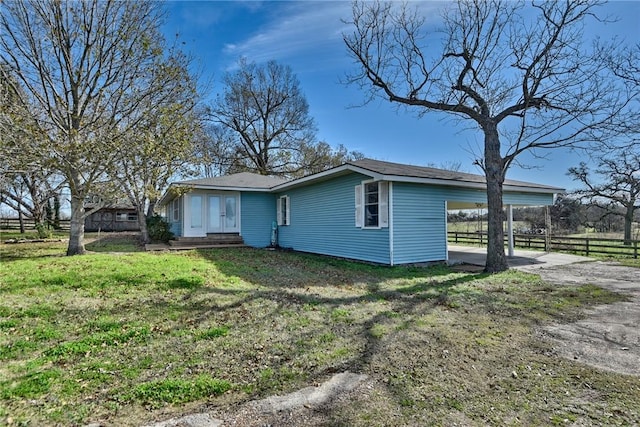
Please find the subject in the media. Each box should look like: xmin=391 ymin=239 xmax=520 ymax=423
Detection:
xmin=169 ymin=233 xmax=244 ymax=247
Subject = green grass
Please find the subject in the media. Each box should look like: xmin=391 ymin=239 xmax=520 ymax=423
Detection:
xmin=1 ymin=238 xmax=639 ymax=426
xmin=0 ymin=229 xmax=69 ymax=241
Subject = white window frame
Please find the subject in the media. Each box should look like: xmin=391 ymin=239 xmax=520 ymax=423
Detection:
xmin=355 ymin=180 xmax=388 ymax=229
xmin=115 ymin=212 xmax=138 ymax=222
xmin=172 ymin=198 xmax=180 ymax=222
xmin=277 ymin=195 xmax=290 ymax=226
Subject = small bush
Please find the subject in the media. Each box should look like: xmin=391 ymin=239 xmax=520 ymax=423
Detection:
xmin=146 ymin=214 xmax=173 ymax=243
xmin=35 ymin=222 xmax=52 ymax=239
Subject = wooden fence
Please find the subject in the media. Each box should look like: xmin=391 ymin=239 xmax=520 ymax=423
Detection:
xmin=448 ymin=231 xmax=639 ymax=259
xmin=0 ymin=218 xmax=70 ymax=230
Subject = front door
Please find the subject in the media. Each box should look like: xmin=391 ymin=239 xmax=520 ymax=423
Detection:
xmin=207 ymin=194 xmax=240 ymax=233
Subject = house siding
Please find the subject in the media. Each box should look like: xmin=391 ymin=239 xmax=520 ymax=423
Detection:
xmin=392 ymin=183 xmax=448 ymax=264
xmin=391 ymin=183 xmax=555 ymax=265
xmin=241 ymin=193 xmax=277 ymax=247
xmin=276 ymin=173 xmax=391 ymax=264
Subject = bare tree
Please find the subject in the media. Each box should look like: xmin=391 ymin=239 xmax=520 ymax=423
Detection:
xmin=114 ymin=48 xmax=201 ymax=243
xmin=568 ymin=150 xmax=640 ymax=245
xmin=0 ymin=0 xmax=177 ymax=255
xmin=343 ymin=0 xmax=635 ymax=272
xmin=289 ymin=142 xmax=364 ymax=178
xmin=209 ymin=60 xmax=317 ymax=176
xmin=193 ymin=125 xmax=239 ymax=178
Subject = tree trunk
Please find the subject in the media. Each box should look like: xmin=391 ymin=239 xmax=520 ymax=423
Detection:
xmin=67 ymin=195 xmax=86 ymax=255
xmin=483 ymin=123 xmax=508 ymax=273
xmin=146 ymin=199 xmax=156 ymax=219
xmin=623 ymin=203 xmax=634 ymax=246
xmin=138 ymin=206 xmax=150 ymax=244
xmin=53 ymin=195 xmax=61 ymax=230
xmin=18 ymin=209 xmax=25 ymax=234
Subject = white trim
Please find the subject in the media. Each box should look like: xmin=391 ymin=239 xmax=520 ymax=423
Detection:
xmin=362 ymin=180 xmax=382 ymax=229
xmin=354 ymin=184 xmax=363 ymax=228
xmin=272 ymin=164 xmax=366 ymax=191
xmin=174 ymin=184 xmax=274 ymax=192
xmin=277 ymin=195 xmax=290 ymax=226
xmin=172 ymin=198 xmax=180 ymax=222
xmin=378 ymin=175 xmax=560 ymax=194
xmin=389 ymin=182 xmax=394 ymax=266
xmin=444 ymin=200 xmax=449 ymax=262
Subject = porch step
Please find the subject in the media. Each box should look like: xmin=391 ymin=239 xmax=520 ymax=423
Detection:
xmin=169 ymin=233 xmax=244 ymax=248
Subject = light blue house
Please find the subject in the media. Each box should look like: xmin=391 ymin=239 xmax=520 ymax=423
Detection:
xmin=158 ymin=159 xmax=562 ymax=265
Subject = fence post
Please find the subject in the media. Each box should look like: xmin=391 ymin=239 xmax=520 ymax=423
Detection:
xmin=585 ymin=239 xmax=589 ymax=257
xmin=634 ymin=241 xmax=638 ymax=259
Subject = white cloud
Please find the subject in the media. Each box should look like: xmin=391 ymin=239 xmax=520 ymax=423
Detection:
xmin=222 ymin=1 xmax=352 ymax=64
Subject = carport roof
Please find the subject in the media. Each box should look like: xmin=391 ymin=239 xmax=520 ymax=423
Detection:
xmin=350 ymin=159 xmax=563 ymax=191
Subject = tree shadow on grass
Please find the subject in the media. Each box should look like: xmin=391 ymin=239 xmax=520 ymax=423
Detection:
xmin=174 ymin=248 xmax=489 ymax=394
xmin=85 ymin=232 xmax=143 ymax=253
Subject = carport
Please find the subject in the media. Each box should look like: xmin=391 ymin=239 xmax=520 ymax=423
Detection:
xmin=447 ymin=244 xmax=592 ymax=270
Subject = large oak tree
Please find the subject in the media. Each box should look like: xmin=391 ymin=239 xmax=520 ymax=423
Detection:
xmin=343 ymin=0 xmax=635 ymax=272
xmin=208 ymin=60 xmax=318 ymax=176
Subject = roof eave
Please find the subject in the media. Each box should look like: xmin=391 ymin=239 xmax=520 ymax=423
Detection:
xmin=382 ymin=175 xmax=562 ymax=193
xmin=271 ymin=164 xmax=382 ymax=191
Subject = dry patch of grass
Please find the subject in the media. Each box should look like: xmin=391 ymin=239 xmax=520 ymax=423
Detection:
xmin=1 ymin=240 xmax=639 ymax=426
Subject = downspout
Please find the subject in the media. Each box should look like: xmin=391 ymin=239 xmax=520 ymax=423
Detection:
xmin=389 ymin=182 xmax=394 ymax=266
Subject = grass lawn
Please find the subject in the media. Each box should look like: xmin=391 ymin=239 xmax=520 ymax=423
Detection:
xmin=1 ymin=236 xmax=639 ymax=426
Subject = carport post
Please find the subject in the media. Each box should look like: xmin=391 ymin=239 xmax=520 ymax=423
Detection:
xmin=507 ymin=204 xmax=514 ymax=257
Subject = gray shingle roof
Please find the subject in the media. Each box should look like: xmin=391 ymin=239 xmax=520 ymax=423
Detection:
xmin=348 ymin=158 xmax=563 ymax=191
xmin=175 ymin=172 xmax=288 ymax=189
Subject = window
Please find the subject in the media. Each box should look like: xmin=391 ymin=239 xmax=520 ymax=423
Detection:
xmin=116 ymin=212 xmax=137 ymax=222
xmin=355 ymin=181 xmax=388 ymax=228
xmin=172 ymin=198 xmax=180 ymax=222
xmin=190 ymin=195 xmax=202 ymax=228
xmin=277 ymin=195 xmax=290 ymax=226
xmin=364 ymin=182 xmax=379 ymax=227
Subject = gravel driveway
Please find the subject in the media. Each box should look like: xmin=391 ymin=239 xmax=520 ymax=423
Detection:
xmin=523 ymin=261 xmax=640 ymax=377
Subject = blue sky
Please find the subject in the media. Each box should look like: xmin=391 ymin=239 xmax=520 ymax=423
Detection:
xmin=162 ymin=1 xmax=640 ymax=191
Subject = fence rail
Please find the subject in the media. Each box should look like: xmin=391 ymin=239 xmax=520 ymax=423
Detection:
xmin=0 ymin=218 xmax=70 ymax=230
xmin=448 ymin=231 xmax=639 ymax=259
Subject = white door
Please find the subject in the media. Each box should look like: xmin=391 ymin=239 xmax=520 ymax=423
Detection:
xmin=184 ymin=194 xmax=205 ymax=237
xmin=206 ymin=193 xmax=240 ymax=233
xmin=207 ymin=195 xmax=222 ymax=233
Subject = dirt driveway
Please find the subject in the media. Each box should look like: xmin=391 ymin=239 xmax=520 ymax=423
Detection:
xmin=521 ymin=261 xmax=640 ymax=377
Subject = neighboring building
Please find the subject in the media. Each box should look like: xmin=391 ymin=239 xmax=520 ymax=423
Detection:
xmin=158 ymin=158 xmax=563 ymax=265
xmin=84 ymin=203 xmax=140 ymax=232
